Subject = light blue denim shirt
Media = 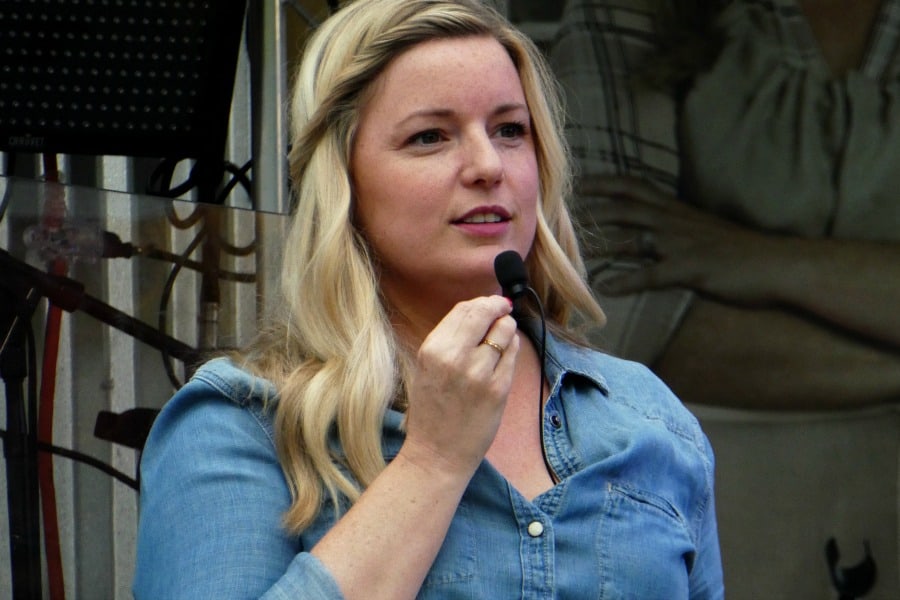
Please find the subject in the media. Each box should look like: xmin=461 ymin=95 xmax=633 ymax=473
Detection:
xmin=133 ymin=333 xmax=724 ymax=599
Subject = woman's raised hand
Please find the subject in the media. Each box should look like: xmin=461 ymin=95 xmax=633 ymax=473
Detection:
xmin=400 ymin=295 xmax=520 ymax=479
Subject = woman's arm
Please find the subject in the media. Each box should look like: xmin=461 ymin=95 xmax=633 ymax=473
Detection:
xmin=580 ymin=175 xmax=900 ymax=349
xmin=578 ymin=175 xmax=900 ymax=409
xmin=134 ymin=392 xmax=343 ymax=599
xmin=310 ymin=296 xmax=519 ymax=599
xmin=657 ymin=299 xmax=900 ymax=409
xmin=689 ymin=435 xmax=725 ymax=599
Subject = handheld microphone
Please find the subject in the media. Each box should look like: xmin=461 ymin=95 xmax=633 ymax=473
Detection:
xmin=494 ymin=250 xmax=529 ymax=304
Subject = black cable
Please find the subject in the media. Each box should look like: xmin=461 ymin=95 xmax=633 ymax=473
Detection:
xmin=217 ymin=159 xmax=253 ymax=208
xmin=150 ymin=165 xmax=259 ymax=385
xmin=147 ymin=157 xmax=209 ymax=201
xmin=165 ymin=202 xmax=205 ymax=230
xmin=0 ymin=280 xmax=138 ymax=490
xmin=0 ymin=168 xmax=14 ymax=224
xmin=19 ymin=290 xmax=39 ymax=468
xmin=146 ymin=158 xmax=177 ymax=195
xmin=160 ymin=173 xmax=257 ymax=256
xmin=141 ymin=247 xmax=256 ymax=283
xmin=147 ymin=157 xmax=197 ymax=199
xmin=149 ymin=157 xmax=255 ymax=208
xmin=158 ymin=229 xmax=207 ymax=390
xmin=102 ymin=223 xmax=256 ymax=280
xmin=27 ymin=310 xmax=37 ymax=420
xmin=5 ymin=290 xmax=40 ymax=490
xmin=493 ymin=251 xmax=554 ymax=480
xmin=524 ymin=287 xmax=552 ymax=482
xmin=0 ymin=429 xmax=139 ymax=491
xmin=217 ymin=236 xmax=257 ymax=258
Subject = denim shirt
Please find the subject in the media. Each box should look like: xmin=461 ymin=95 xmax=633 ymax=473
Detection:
xmin=133 ymin=334 xmax=724 ymax=599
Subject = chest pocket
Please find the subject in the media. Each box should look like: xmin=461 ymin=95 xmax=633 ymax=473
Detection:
xmin=597 ymin=483 xmax=695 ymax=600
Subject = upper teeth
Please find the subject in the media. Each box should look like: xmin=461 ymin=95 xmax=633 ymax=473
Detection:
xmin=463 ymin=213 xmax=503 ymax=224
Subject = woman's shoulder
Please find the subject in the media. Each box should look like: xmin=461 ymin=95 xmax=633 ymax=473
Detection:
xmin=556 ymin=341 xmax=674 ymax=403
xmin=145 ymin=357 xmax=280 ymax=451
xmin=185 ymin=356 xmax=279 ymax=408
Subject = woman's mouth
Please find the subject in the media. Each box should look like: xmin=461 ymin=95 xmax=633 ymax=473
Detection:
xmin=459 ymin=212 xmax=506 ymax=224
xmin=453 ymin=206 xmax=511 ymax=225
xmin=453 ymin=207 xmax=511 ymax=235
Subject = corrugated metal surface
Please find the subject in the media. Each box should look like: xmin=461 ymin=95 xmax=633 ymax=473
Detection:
xmin=0 ymin=1 xmax=289 ymax=596
xmin=0 ymin=167 xmax=287 ymax=600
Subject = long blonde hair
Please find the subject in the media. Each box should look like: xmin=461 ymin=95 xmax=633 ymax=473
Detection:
xmin=240 ymin=0 xmax=605 ymax=533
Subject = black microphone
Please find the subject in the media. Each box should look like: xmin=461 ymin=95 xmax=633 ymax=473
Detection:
xmin=494 ymin=250 xmax=529 ymax=301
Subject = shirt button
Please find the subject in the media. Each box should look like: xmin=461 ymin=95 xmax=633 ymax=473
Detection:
xmin=527 ymin=521 xmax=545 ymax=537
xmin=549 ymin=414 xmax=562 ymax=429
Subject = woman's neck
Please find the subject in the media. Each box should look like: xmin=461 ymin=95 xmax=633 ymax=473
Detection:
xmin=797 ymin=0 xmax=882 ymax=76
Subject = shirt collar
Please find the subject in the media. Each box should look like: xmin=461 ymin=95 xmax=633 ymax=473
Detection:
xmin=539 ymin=326 xmax=611 ymax=397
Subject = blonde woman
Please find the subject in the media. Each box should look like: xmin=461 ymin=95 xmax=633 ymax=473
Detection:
xmin=133 ymin=1 xmax=723 ymax=598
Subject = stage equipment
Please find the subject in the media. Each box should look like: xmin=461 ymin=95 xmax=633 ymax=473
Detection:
xmin=0 ymin=174 xmax=284 ymax=599
xmin=0 ymin=0 xmax=249 ymax=202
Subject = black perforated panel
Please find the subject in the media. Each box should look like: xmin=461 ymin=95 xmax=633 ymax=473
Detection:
xmin=0 ymin=0 xmax=247 ymax=160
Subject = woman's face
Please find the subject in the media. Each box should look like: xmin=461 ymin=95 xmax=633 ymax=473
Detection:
xmin=351 ymin=35 xmax=539 ymax=316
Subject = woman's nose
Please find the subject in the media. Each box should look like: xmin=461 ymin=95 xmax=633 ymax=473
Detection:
xmin=461 ymin=132 xmax=504 ymax=187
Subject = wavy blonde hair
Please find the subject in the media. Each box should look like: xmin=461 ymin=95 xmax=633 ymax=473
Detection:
xmin=240 ymin=0 xmax=605 ymax=533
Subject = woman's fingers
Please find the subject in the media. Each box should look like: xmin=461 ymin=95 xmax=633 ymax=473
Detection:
xmin=419 ymin=295 xmax=516 ymax=373
xmin=478 ymin=308 xmax=518 ymax=361
xmin=403 ymin=296 xmax=520 ymax=473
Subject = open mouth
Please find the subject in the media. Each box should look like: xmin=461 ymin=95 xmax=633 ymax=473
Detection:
xmin=453 ymin=206 xmax=511 ymax=225
xmin=458 ymin=213 xmax=506 ymax=224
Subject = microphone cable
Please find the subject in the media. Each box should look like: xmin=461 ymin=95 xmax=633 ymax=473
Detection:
xmin=494 ymin=251 xmax=555 ymax=483
xmin=523 ymin=286 xmax=553 ymax=483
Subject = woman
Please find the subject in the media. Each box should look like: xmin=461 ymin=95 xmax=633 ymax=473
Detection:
xmin=554 ymin=0 xmax=900 ymax=409
xmin=133 ymin=1 xmax=723 ymax=598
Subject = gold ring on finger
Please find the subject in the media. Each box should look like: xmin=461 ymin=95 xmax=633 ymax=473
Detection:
xmin=480 ymin=337 xmax=505 ymax=355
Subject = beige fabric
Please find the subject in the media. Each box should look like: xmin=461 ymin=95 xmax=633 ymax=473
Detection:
xmin=681 ymin=0 xmax=900 ymax=241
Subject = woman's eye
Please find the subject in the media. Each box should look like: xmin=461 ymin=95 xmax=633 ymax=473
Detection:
xmin=497 ymin=122 xmax=527 ymax=139
xmin=408 ymin=130 xmax=443 ymax=146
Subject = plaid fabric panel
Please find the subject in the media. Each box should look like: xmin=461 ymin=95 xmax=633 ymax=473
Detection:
xmin=549 ymin=1 xmax=692 ymax=364
xmin=550 ymin=0 xmax=680 ymax=196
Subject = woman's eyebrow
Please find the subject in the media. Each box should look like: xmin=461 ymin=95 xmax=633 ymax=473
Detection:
xmin=396 ymin=103 xmax=529 ymax=126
